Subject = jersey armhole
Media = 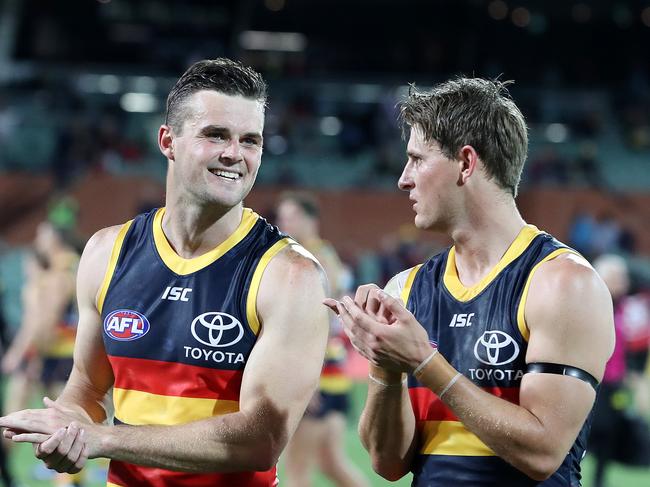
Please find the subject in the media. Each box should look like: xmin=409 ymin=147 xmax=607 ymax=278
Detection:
xmin=245 ymin=237 xmax=293 ymax=336
xmin=384 ymin=265 xmax=422 ymax=306
xmin=96 ymin=220 xmax=133 ymax=314
xmin=516 ymin=248 xmax=579 ymax=342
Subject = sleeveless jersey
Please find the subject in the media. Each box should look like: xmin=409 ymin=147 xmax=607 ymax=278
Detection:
xmin=99 ymin=207 xmax=289 ymax=487
xmin=400 ymin=225 xmax=591 ymax=487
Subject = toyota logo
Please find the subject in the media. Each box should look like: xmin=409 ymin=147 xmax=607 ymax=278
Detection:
xmin=473 ymin=331 xmax=519 ymax=366
xmin=191 ymin=312 xmax=244 ymax=348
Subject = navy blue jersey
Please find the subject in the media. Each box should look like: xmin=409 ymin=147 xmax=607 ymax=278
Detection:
xmin=400 ymin=225 xmax=591 ymax=487
xmin=98 ymin=207 xmax=288 ymax=487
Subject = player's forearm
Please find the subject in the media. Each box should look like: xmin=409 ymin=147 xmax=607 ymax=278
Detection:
xmin=56 ymin=376 xmax=110 ymax=424
xmin=419 ymin=354 xmax=576 ymax=480
xmin=93 ymin=408 xmax=286 ymax=473
xmin=359 ymin=368 xmax=416 ymax=481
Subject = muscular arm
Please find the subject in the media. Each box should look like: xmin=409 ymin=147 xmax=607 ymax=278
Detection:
xmin=415 ymin=254 xmax=613 ymax=480
xmin=55 ymin=227 xmax=119 ymax=423
xmin=356 ymin=273 xmax=418 ymax=481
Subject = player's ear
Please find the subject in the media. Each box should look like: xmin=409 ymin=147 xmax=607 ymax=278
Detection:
xmin=457 ymin=145 xmax=478 ymax=185
xmin=158 ymin=125 xmax=175 ymax=161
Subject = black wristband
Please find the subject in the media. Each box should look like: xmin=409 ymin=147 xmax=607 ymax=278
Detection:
xmin=526 ymin=362 xmax=599 ymax=391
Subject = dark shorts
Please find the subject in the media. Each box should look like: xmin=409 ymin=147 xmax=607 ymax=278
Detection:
xmin=307 ymin=391 xmax=350 ymax=419
xmin=40 ymin=357 xmax=74 ymax=387
xmin=626 ymin=348 xmax=648 ymax=373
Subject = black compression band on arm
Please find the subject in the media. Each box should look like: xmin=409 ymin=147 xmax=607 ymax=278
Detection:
xmin=526 ymin=362 xmax=599 ymax=391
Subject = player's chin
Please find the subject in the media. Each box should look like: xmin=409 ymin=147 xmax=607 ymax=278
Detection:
xmin=413 ymin=214 xmax=430 ymax=230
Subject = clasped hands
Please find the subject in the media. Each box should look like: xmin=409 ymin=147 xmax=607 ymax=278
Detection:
xmin=0 ymin=397 xmax=93 ymax=474
xmin=324 ymin=284 xmax=432 ymax=375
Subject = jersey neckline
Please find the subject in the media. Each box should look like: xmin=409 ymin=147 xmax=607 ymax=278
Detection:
xmin=443 ymin=224 xmax=543 ymax=302
xmin=152 ymin=207 xmax=259 ymax=275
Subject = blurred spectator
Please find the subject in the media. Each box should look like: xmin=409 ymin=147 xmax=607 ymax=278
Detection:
xmin=568 ymin=209 xmax=597 ymax=257
xmin=590 ymin=255 xmax=650 ymax=487
xmin=527 ymin=146 xmax=569 ymax=186
xmin=570 ymin=142 xmax=606 ymax=188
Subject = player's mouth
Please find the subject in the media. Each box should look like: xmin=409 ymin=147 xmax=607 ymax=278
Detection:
xmin=208 ymin=168 xmax=242 ymax=181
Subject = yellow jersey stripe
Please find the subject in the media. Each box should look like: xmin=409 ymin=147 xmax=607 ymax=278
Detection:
xmin=245 ymin=238 xmax=292 ymax=336
xmin=113 ymin=388 xmax=239 ymax=426
xmin=401 ymin=265 xmax=422 ymax=306
xmin=444 ymin=225 xmax=544 ymax=302
xmin=516 ymin=248 xmax=577 ymax=342
xmin=420 ymin=420 xmax=495 ymax=456
xmin=152 ymin=207 xmax=259 ymax=276
xmin=97 ymin=220 xmax=133 ymax=314
xmin=319 ymin=375 xmax=353 ymax=394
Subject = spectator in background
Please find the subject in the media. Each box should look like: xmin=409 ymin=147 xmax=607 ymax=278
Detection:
xmin=276 ymin=192 xmax=368 ymax=487
xmin=590 ymin=255 xmax=633 ymax=487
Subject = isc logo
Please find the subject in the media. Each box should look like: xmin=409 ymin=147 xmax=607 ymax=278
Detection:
xmin=449 ymin=313 xmax=475 ymax=327
xmin=104 ymin=309 xmax=150 ymax=341
xmin=161 ymin=286 xmax=192 ymax=302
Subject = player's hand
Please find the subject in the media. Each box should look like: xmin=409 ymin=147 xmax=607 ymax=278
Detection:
xmin=0 ymin=397 xmax=87 ymax=436
xmin=18 ymin=423 xmax=89 ymax=474
xmin=325 ymin=287 xmax=431 ymax=374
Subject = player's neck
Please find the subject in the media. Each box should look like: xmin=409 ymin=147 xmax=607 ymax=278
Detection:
xmin=160 ymin=203 xmax=243 ymax=259
xmin=450 ymin=197 xmax=525 ymax=287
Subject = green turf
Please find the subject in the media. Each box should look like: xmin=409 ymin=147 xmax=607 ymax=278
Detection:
xmin=7 ymin=382 xmax=650 ymax=486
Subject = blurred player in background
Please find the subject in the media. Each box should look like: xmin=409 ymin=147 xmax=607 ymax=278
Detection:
xmin=326 ymin=77 xmax=614 ymax=486
xmin=276 ymin=192 xmax=368 ymax=487
xmin=2 ymin=221 xmax=82 ymax=486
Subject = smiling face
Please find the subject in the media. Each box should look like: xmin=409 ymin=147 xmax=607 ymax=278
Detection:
xmin=163 ymin=90 xmax=264 ymax=210
xmin=398 ymin=126 xmax=462 ymax=231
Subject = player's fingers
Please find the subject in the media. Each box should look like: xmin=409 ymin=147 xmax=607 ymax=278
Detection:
xmin=354 ymin=283 xmax=380 ymax=310
xmin=341 ymin=296 xmax=381 ymax=334
xmin=57 ymin=422 xmax=80 ymax=458
xmin=322 ymin=298 xmax=340 ymax=315
xmin=335 ymin=301 xmax=373 ymax=357
xmin=35 ymin=427 xmax=66 ymax=459
xmin=69 ymin=442 xmax=89 ymax=474
xmin=65 ymin=428 xmax=85 ymax=467
xmin=11 ymin=432 xmax=49 ymax=443
xmin=52 ymin=426 xmax=84 ymax=473
xmin=377 ymin=290 xmax=413 ymax=320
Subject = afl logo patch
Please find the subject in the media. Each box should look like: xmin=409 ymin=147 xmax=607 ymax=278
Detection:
xmin=104 ymin=309 xmax=150 ymax=341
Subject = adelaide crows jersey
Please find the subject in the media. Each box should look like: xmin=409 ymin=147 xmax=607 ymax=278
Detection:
xmin=99 ymin=207 xmax=289 ymax=487
xmin=396 ymin=225 xmax=591 ymax=487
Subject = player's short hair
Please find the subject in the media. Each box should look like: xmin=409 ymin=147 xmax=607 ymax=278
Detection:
xmin=399 ymin=77 xmax=528 ymax=197
xmin=165 ymin=58 xmax=268 ymax=134
xmin=278 ymin=191 xmax=320 ymax=219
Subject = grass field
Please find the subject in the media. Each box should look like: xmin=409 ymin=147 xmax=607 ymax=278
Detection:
xmin=7 ymin=382 xmax=650 ymax=486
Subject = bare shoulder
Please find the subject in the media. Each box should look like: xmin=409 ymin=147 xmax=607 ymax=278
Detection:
xmin=77 ymin=224 xmax=127 ymax=304
xmin=264 ymin=241 xmax=326 ymax=287
xmin=257 ymin=241 xmax=328 ymax=318
xmin=526 ymin=252 xmax=614 ymax=377
xmin=531 ymin=252 xmax=610 ymax=304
